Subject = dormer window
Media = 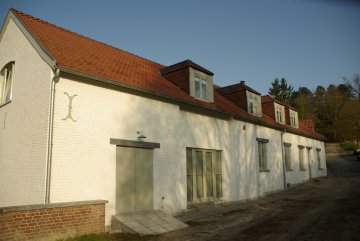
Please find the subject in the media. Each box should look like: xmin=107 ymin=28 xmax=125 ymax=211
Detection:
xmin=290 ymin=109 xmax=298 ymax=128
xmin=160 ymin=60 xmax=214 ymax=103
xmin=274 ymin=103 xmax=285 ymax=124
xmin=247 ymin=91 xmax=262 ymax=116
xmin=0 ymin=61 xmax=14 ymax=106
xmin=195 ymin=78 xmax=208 ymax=100
xmin=190 ymin=67 xmax=214 ymax=102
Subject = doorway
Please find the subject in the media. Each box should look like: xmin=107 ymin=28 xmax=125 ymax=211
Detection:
xmin=116 ymin=146 xmax=153 ymax=213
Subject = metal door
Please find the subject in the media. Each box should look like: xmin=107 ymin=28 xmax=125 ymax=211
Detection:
xmin=116 ymin=147 xmax=153 ymax=213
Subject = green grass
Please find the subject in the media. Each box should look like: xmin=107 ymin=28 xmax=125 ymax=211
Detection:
xmin=340 ymin=142 xmax=358 ymax=151
xmin=59 ymin=234 xmax=112 ymax=241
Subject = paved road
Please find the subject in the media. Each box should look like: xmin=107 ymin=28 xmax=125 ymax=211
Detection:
xmin=113 ymin=154 xmax=360 ymax=241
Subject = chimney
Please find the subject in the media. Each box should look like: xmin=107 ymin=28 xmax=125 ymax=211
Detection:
xmin=240 ymin=80 xmax=245 ymax=85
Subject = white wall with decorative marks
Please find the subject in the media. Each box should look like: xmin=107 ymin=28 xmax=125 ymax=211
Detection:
xmin=50 ymin=76 xmax=327 ymax=226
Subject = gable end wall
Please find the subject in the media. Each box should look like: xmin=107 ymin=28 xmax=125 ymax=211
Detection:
xmin=0 ymin=18 xmax=52 ymax=207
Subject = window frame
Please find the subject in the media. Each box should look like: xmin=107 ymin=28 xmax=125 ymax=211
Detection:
xmin=257 ymin=138 xmax=269 ymax=172
xmin=298 ymin=145 xmax=306 ymax=171
xmin=247 ymin=91 xmax=262 ymax=117
xmin=189 ymin=67 xmax=214 ymax=103
xmin=274 ymin=103 xmax=285 ymax=124
xmin=290 ymin=109 xmax=299 ymax=128
xmin=316 ymin=148 xmax=323 ymax=170
xmin=186 ymin=148 xmax=223 ymax=203
xmin=194 ymin=78 xmax=208 ymax=100
xmin=0 ymin=61 xmax=15 ymax=107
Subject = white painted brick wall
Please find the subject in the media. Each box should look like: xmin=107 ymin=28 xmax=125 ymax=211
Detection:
xmin=50 ymin=76 xmax=327 ymax=226
xmin=0 ymin=18 xmax=52 ymax=206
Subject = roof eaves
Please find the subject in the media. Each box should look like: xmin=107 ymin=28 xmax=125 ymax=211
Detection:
xmin=58 ymin=65 xmax=327 ymax=141
xmin=58 ymin=66 xmax=232 ymax=117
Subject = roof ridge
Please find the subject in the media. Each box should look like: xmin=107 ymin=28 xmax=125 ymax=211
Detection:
xmin=11 ymin=8 xmax=165 ymax=68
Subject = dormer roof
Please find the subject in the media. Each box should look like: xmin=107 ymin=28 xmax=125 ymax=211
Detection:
xmin=217 ymin=81 xmax=261 ymax=96
xmin=160 ymin=59 xmax=213 ymax=76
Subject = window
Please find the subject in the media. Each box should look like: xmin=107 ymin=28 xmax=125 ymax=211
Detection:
xmin=290 ymin=110 xmax=298 ymax=128
xmin=249 ymin=95 xmax=256 ymax=114
xmin=316 ymin=148 xmax=323 ymax=170
xmin=284 ymin=143 xmax=292 ymax=171
xmin=249 ymin=101 xmax=254 ymax=114
xmin=248 ymin=92 xmax=262 ymax=116
xmin=257 ymin=138 xmax=269 ymax=171
xmin=186 ymin=148 xmax=222 ymax=202
xmin=0 ymin=62 xmax=14 ymax=106
xmin=201 ymin=80 xmax=207 ymax=99
xmin=195 ymin=79 xmax=200 ymax=98
xmin=299 ymin=145 xmax=306 ymax=171
xmin=190 ymin=68 xmax=214 ymax=102
xmin=275 ymin=103 xmax=285 ymax=124
xmin=194 ymin=78 xmax=208 ymax=100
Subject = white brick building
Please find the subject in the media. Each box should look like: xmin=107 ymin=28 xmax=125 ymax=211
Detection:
xmin=0 ymin=9 xmax=326 ymax=228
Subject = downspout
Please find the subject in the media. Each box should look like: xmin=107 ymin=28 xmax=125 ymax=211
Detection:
xmin=45 ymin=68 xmax=60 ymax=204
xmin=281 ymin=129 xmax=287 ymax=189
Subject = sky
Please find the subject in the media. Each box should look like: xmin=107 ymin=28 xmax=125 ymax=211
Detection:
xmin=0 ymin=0 xmax=359 ymax=95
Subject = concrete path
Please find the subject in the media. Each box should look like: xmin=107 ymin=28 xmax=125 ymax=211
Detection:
xmin=111 ymin=210 xmax=188 ymax=235
xmin=325 ymin=142 xmax=351 ymax=156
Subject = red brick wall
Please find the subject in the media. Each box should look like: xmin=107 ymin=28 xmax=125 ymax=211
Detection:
xmin=220 ymin=90 xmax=247 ymax=110
xmin=262 ymin=101 xmax=275 ymax=120
xmin=0 ymin=200 xmax=106 ymax=241
xmin=162 ymin=68 xmax=190 ymax=93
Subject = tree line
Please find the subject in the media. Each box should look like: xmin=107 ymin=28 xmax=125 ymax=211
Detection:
xmin=268 ymin=74 xmax=360 ymax=143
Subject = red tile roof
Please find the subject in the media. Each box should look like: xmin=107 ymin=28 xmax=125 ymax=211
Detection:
xmin=10 ymin=9 xmax=325 ymax=141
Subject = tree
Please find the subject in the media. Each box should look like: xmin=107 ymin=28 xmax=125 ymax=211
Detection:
xmin=343 ymin=74 xmax=360 ymax=99
xmin=268 ymin=78 xmax=281 ymax=99
xmin=320 ymin=85 xmax=345 ymax=140
xmin=292 ymin=87 xmax=314 ymax=120
xmin=313 ymin=85 xmax=327 ymax=135
xmin=268 ymin=78 xmax=294 ymax=103
xmin=337 ymin=83 xmax=353 ymax=99
xmin=280 ymin=78 xmax=294 ymax=104
xmin=336 ymin=99 xmax=360 ymax=143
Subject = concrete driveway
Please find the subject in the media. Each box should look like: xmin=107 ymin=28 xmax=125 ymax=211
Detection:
xmin=135 ymin=154 xmax=360 ymax=241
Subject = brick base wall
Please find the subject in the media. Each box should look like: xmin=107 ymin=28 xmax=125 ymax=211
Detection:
xmin=0 ymin=200 xmax=107 ymax=241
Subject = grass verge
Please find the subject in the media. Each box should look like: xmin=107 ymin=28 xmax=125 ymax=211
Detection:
xmin=59 ymin=233 xmax=150 ymax=241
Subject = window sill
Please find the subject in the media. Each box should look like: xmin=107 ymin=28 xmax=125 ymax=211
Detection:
xmin=300 ymin=168 xmax=307 ymax=171
xmin=0 ymin=100 xmax=11 ymax=108
xmin=259 ymin=169 xmax=270 ymax=172
xmin=286 ymin=169 xmax=294 ymax=172
xmin=318 ymin=168 xmax=324 ymax=171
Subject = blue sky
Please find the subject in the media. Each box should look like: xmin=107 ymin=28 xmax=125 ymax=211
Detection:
xmin=0 ymin=0 xmax=359 ymax=94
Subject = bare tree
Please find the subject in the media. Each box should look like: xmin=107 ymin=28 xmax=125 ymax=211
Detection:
xmin=343 ymin=74 xmax=360 ymax=99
